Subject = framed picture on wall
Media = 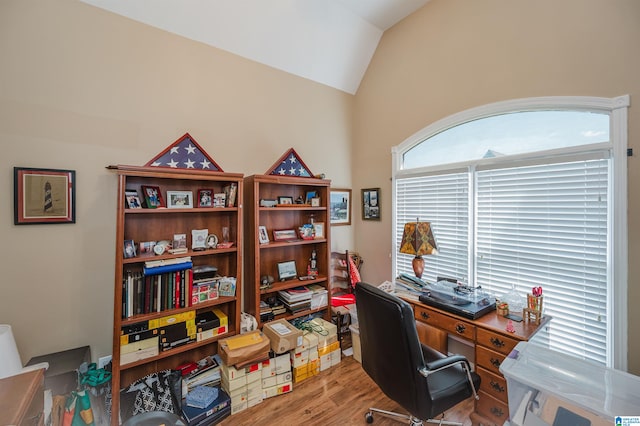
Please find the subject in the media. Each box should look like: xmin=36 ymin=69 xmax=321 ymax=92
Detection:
xmin=362 ymin=188 xmax=380 ymax=220
xmin=329 ymin=188 xmax=351 ymax=226
xmin=13 ymin=167 xmax=76 ymax=225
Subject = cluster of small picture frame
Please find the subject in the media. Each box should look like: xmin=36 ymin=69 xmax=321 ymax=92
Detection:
xmin=258 ymin=222 xmax=325 ymax=245
xmin=125 ymin=184 xmax=237 ymax=209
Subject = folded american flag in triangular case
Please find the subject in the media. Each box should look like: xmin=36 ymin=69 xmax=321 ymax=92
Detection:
xmin=265 ymin=148 xmax=314 ymax=178
xmin=145 ymin=133 xmax=223 ymax=172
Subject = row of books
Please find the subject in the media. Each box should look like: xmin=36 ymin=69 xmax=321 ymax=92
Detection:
xmin=122 ymin=268 xmax=193 ymax=318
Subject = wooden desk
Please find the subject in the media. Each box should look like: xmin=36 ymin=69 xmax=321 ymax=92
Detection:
xmin=0 ymin=368 xmax=45 ymax=426
xmin=404 ymin=296 xmax=550 ymax=426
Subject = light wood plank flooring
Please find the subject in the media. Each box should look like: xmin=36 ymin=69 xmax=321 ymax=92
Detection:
xmin=218 ymin=355 xmax=473 ymax=425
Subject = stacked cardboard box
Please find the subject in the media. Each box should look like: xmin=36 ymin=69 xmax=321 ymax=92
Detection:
xmin=308 ymin=318 xmax=341 ymax=371
xmin=220 ymin=360 xmax=263 ymax=415
xmin=195 ymin=308 xmax=228 ymax=342
xmin=292 ymin=332 xmax=320 ymax=383
xmin=261 ymin=353 xmax=293 ymax=399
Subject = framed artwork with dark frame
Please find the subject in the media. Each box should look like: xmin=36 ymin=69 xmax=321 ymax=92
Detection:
xmin=14 ymin=167 xmax=76 ymax=225
xmin=277 ymin=196 xmax=294 ymax=205
xmin=329 ymin=188 xmax=351 ymax=226
xmin=362 ymin=188 xmax=380 ymax=220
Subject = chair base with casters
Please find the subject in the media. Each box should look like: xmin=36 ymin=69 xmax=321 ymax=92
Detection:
xmin=364 ymin=408 xmax=461 ymax=425
xmin=355 ymin=282 xmax=480 ymax=426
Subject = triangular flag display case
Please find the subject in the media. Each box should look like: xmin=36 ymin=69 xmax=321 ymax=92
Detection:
xmin=244 ymin=148 xmax=332 ymax=329
xmin=145 ymin=132 xmax=224 ymax=172
xmin=107 ymin=134 xmax=242 ymax=424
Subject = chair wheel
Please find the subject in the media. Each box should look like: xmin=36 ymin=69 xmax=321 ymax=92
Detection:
xmin=365 ymin=412 xmax=374 ymax=423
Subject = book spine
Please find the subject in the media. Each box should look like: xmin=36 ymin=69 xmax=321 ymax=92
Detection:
xmin=143 ymin=262 xmax=193 ymax=276
xmin=175 ymin=271 xmax=181 ymax=309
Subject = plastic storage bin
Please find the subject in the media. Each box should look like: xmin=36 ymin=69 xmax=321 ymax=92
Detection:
xmin=500 ymin=342 xmax=640 ymax=426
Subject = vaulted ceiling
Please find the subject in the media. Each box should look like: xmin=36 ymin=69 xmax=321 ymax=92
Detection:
xmin=80 ymin=0 xmax=430 ymax=94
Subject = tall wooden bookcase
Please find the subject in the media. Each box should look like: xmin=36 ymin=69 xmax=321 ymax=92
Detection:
xmin=243 ymin=174 xmax=331 ymax=327
xmin=108 ymin=165 xmax=243 ymax=423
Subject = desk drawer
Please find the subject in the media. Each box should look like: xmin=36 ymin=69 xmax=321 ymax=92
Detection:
xmin=476 ymin=328 xmax=518 ymax=355
xmin=476 ymin=345 xmax=506 ymax=375
xmin=414 ymin=306 xmax=476 ymax=341
xmin=476 ymin=391 xmax=508 ymax=426
xmin=477 ymin=366 xmax=508 ymax=403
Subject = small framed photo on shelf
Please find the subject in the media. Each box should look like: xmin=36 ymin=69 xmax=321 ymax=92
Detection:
xmin=173 ymin=233 xmax=187 ymax=250
xmin=362 ymin=188 xmax=380 ymax=221
xmin=277 ymin=196 xmax=294 ymax=205
xmin=191 ymin=229 xmax=209 ymax=250
xmin=167 ymin=190 xmax=193 ymax=208
xmin=197 ymin=189 xmax=213 ymax=207
xmin=260 ymin=199 xmax=277 ymax=208
xmin=123 ymin=239 xmax=136 ymax=258
xmin=213 ymin=193 xmax=226 ymax=207
xmin=258 ymin=225 xmax=270 ymax=244
xmin=125 ymin=189 xmax=142 ymax=209
xmin=277 ymin=260 xmax=298 ymax=281
xmin=206 ymin=233 xmax=218 ymax=249
xmin=305 ymin=191 xmax=318 ymax=204
xmin=311 ymin=197 xmax=321 ymax=207
xmin=141 ymin=185 xmax=164 ymax=208
xmin=273 ymin=229 xmax=298 ymax=242
xmin=139 ymin=241 xmax=156 ymax=254
xmin=313 ymin=222 xmax=325 ymax=239
xmin=13 ymin=167 xmax=76 ymax=225
xmin=299 ymin=224 xmax=315 ymax=240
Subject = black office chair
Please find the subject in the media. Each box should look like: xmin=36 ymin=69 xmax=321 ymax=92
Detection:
xmin=355 ymin=282 xmax=481 ymax=425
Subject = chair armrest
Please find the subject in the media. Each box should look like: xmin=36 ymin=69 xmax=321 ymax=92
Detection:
xmin=425 ymin=354 xmax=470 ymax=372
xmin=419 ymin=355 xmax=479 ymax=400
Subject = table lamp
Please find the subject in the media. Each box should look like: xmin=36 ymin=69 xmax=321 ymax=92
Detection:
xmin=399 ymin=219 xmax=438 ymax=279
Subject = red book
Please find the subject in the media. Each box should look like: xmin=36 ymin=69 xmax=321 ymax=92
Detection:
xmin=175 ymin=270 xmax=181 ymax=308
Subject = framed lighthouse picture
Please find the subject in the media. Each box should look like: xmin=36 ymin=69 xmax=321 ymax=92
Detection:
xmin=14 ymin=167 xmax=76 ymax=225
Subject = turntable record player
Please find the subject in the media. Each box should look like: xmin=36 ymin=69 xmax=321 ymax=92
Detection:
xmin=419 ymin=280 xmax=495 ymax=320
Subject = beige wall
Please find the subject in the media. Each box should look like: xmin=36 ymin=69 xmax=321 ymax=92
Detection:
xmin=0 ymin=0 xmax=354 ymax=363
xmin=353 ymin=0 xmax=640 ymax=373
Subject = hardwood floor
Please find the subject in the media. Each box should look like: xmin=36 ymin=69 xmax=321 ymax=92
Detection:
xmin=218 ymin=355 xmax=473 ymax=426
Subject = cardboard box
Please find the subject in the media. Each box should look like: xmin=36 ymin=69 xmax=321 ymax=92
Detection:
xmin=274 ymin=353 xmax=291 ymax=374
xmin=262 ymin=319 xmax=303 ymax=354
xmin=221 ymin=374 xmax=247 ymax=392
xmin=262 ymin=376 xmax=277 ymax=388
xmin=309 ymin=318 xmax=337 ymax=347
xmin=262 ymin=382 xmax=293 ymax=399
xmin=350 ymin=324 xmax=361 ymax=363
xmin=318 ymin=340 xmax=340 ymax=357
xmin=291 ymin=349 xmax=309 ymax=368
xmin=149 ymin=310 xmax=195 ymax=329
xmin=218 ymin=331 xmax=270 ymax=367
xmin=25 ymin=346 xmax=91 ymax=396
xmin=276 ymin=371 xmax=292 ymax=385
xmin=120 ymin=345 xmax=158 ymax=365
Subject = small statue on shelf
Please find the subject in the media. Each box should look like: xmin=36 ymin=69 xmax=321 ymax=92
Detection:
xmin=308 ymin=249 xmax=319 ymax=277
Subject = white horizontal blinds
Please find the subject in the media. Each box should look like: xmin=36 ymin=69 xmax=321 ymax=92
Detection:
xmin=395 ymin=173 xmax=469 ymax=283
xmin=476 ymin=158 xmax=609 ymax=365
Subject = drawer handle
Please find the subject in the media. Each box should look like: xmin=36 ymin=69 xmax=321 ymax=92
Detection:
xmin=490 ymin=358 xmax=501 ymax=368
xmin=455 ymin=324 xmax=466 ymax=334
xmin=490 ymin=407 xmax=504 ymax=417
xmin=420 ymin=311 xmax=430 ymax=320
xmin=490 ymin=337 xmax=505 ymax=348
xmin=490 ymin=381 xmax=505 ymax=393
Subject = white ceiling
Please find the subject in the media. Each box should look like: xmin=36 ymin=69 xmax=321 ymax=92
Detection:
xmin=80 ymin=0 xmax=430 ymax=94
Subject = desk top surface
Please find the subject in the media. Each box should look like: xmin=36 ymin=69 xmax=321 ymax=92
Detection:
xmin=401 ymin=292 xmax=551 ymax=341
xmin=0 ymin=368 xmax=44 ymax=424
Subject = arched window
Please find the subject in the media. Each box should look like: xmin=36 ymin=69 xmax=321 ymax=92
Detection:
xmin=392 ymin=96 xmax=629 ymax=369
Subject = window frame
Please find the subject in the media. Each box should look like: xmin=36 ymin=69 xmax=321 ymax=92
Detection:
xmin=391 ymin=95 xmax=629 ymax=370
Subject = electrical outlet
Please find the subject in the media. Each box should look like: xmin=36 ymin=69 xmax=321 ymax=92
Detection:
xmin=98 ymin=355 xmax=112 ymax=369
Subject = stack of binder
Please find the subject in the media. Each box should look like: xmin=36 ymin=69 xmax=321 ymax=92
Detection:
xmin=278 ymin=287 xmax=312 ymax=314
